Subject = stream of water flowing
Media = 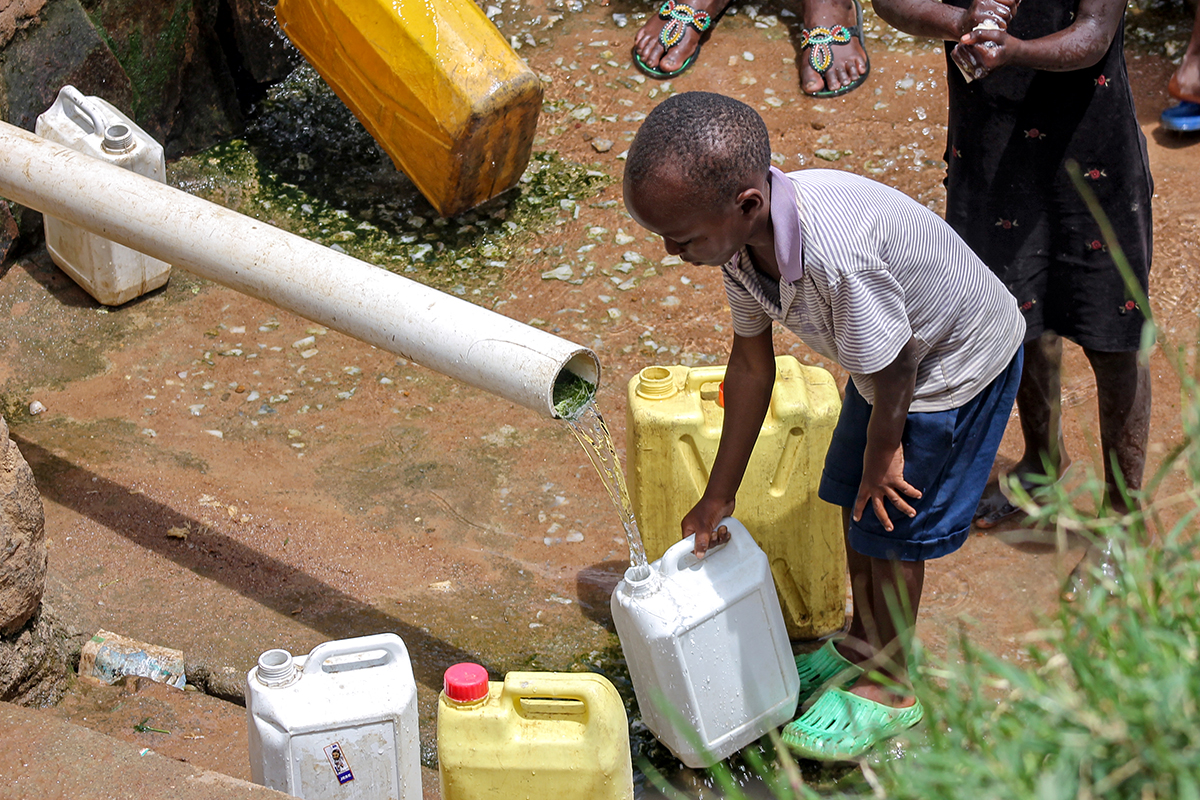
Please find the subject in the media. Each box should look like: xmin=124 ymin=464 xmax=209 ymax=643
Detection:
xmin=562 ymin=400 xmax=651 ymax=580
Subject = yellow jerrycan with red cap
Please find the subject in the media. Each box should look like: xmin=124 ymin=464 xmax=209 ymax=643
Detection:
xmin=626 ymin=355 xmax=846 ymax=640
xmin=437 ymin=664 xmax=634 ymax=800
xmin=275 ymin=0 xmax=542 ymax=217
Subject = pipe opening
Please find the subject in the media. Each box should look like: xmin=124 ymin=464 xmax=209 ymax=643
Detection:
xmin=551 ymin=351 xmax=601 ymax=419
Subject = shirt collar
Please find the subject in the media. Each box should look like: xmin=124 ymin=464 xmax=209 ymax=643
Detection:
xmin=768 ymin=165 xmax=803 ymax=283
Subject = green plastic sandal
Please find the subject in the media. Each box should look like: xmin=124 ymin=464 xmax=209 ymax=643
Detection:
xmin=795 ymin=640 xmax=863 ymax=704
xmin=781 ymin=688 xmax=924 ymax=761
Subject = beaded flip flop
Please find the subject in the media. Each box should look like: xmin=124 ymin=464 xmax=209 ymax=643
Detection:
xmin=633 ymin=0 xmax=726 ymax=80
xmin=781 ymin=688 xmax=923 ymax=761
xmin=795 ymin=640 xmax=864 ymax=704
xmin=798 ymin=0 xmax=870 ymax=98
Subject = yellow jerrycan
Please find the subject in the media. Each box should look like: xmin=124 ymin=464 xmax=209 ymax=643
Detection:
xmin=275 ymin=0 xmax=542 ymax=217
xmin=437 ymin=664 xmax=634 ymax=800
xmin=626 ymin=355 xmax=846 ymax=640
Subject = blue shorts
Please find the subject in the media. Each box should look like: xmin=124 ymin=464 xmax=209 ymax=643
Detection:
xmin=818 ymin=350 xmax=1023 ymax=561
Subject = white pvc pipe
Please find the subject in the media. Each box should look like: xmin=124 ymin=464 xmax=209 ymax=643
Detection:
xmin=0 ymin=120 xmax=599 ymax=418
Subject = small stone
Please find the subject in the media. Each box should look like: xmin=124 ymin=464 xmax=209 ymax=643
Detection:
xmin=615 ymin=230 xmax=636 ymax=245
xmin=661 ymin=255 xmax=684 ymax=266
xmin=27 ymin=401 xmax=45 ymax=416
xmin=542 ymin=265 xmax=574 ymax=281
xmin=565 ymin=531 xmax=585 ymax=543
xmin=204 ymin=430 xmax=224 ymax=439
xmin=300 ymin=348 xmax=319 ymax=359
xmin=743 ymin=51 xmax=755 ymax=61
xmin=765 ymin=96 xmax=784 ymax=108
xmin=591 ymin=138 xmax=614 ymax=153
xmin=292 ymin=336 xmax=316 ymax=349
xmin=814 ymin=149 xmax=842 ymax=161
xmin=142 ymin=428 xmax=157 ymax=438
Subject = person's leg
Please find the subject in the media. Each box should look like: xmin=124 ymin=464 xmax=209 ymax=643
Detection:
xmin=631 ymin=0 xmax=731 ymax=77
xmin=838 ymin=508 xmax=876 ymax=664
xmin=1170 ymin=2 xmax=1200 ymax=102
xmin=843 ymin=555 xmax=924 ymax=707
xmin=1083 ymin=348 xmax=1151 ymax=515
xmin=798 ymin=0 xmax=870 ymax=95
xmin=975 ymin=332 xmax=1071 ymax=526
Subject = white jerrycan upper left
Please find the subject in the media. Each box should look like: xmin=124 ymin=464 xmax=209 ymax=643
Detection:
xmin=246 ymin=633 xmax=422 ymax=800
xmin=35 ymin=85 xmax=171 ymax=306
xmin=610 ymin=517 xmax=800 ymax=768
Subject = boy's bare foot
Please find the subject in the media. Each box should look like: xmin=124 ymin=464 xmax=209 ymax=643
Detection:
xmin=847 ymin=674 xmax=917 ymax=709
xmin=799 ymin=0 xmax=870 ymax=96
xmin=632 ymin=0 xmax=730 ymax=78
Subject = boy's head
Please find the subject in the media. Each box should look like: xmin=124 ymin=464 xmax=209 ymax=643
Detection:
xmin=624 ymin=92 xmax=772 ymax=267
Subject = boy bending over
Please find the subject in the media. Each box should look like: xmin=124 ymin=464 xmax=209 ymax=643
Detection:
xmin=623 ymin=92 xmax=1025 ymax=760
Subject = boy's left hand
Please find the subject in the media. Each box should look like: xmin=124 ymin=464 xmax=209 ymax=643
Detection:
xmin=853 ymin=444 xmax=923 ymax=532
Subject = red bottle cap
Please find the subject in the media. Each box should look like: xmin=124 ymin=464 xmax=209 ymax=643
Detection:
xmin=443 ymin=662 xmax=489 ymax=702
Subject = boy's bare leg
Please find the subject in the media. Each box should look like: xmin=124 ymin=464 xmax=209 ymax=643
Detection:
xmin=838 ymin=508 xmax=876 ymax=664
xmin=975 ymin=332 xmax=1070 ymax=526
xmin=846 ymin=555 xmax=924 ymax=707
xmin=631 ymin=0 xmax=731 ymax=75
xmin=799 ymin=0 xmax=870 ymax=95
xmin=1083 ymin=348 xmax=1151 ymax=516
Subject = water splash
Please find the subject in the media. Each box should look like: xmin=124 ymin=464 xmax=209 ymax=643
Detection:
xmin=562 ymin=401 xmax=650 ymax=579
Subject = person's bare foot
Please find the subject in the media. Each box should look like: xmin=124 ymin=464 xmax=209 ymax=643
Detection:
xmin=799 ymin=0 xmax=869 ymax=96
xmin=973 ymin=457 xmax=1071 ymax=529
xmin=847 ymin=674 xmax=917 ymax=709
xmin=1169 ymin=54 xmax=1200 ymax=104
xmin=632 ymin=0 xmax=729 ymax=77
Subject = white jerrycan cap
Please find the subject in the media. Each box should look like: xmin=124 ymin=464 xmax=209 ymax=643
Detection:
xmin=255 ymin=648 xmax=299 ymax=687
xmin=54 ymin=85 xmax=134 ymax=153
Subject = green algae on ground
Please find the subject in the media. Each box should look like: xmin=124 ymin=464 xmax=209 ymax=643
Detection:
xmin=163 ymin=62 xmax=611 ymax=296
xmin=170 ymin=137 xmax=610 ymax=297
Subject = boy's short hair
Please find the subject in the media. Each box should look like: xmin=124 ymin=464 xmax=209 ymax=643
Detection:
xmin=626 ymin=92 xmax=771 ymax=208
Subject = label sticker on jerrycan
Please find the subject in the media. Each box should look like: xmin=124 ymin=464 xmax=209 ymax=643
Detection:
xmin=324 ymin=742 xmax=354 ymax=785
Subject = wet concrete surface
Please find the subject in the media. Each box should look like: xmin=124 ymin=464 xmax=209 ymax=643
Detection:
xmin=1 ymin=0 xmax=1198 ymax=795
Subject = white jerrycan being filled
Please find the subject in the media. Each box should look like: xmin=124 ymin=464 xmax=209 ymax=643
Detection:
xmin=610 ymin=518 xmax=800 ymax=768
xmin=34 ymin=85 xmax=172 ymax=306
xmin=246 ymin=633 xmax=422 ymax=800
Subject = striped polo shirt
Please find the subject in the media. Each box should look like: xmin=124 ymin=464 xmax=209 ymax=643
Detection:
xmin=723 ymin=168 xmax=1025 ymax=412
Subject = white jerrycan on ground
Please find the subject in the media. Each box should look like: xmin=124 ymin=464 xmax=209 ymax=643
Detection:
xmin=610 ymin=517 xmax=800 ymax=768
xmin=34 ymin=85 xmax=172 ymax=306
xmin=246 ymin=633 xmax=422 ymax=800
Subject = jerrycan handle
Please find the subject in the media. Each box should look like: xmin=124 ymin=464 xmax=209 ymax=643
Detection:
xmin=57 ymin=86 xmax=109 ymax=138
xmin=684 ymin=365 xmax=728 ymax=395
xmin=659 ymin=517 xmax=753 ymax=579
xmin=302 ymin=633 xmax=410 ymax=675
xmin=505 ymin=672 xmax=612 ymax=718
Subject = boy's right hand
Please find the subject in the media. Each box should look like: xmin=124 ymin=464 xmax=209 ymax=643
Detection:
xmin=681 ymin=495 xmax=737 ymax=559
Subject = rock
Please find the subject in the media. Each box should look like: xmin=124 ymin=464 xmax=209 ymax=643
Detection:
xmin=0 ymin=0 xmax=47 ymax=49
xmin=226 ymin=0 xmax=298 ymax=85
xmin=0 ymin=0 xmax=134 ymax=132
xmin=83 ymin=0 xmax=242 ymax=156
xmin=185 ymin=660 xmax=246 ymax=705
xmin=0 ymin=201 xmax=18 ymax=265
xmin=0 ymin=414 xmax=46 ymax=636
xmin=0 ymin=604 xmax=68 ymax=707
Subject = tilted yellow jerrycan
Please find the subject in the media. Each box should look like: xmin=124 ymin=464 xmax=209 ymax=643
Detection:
xmin=626 ymin=355 xmax=846 ymax=639
xmin=437 ymin=664 xmax=634 ymax=800
xmin=275 ymin=0 xmax=542 ymax=217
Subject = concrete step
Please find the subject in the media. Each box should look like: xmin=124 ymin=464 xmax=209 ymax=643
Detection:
xmin=0 ymin=698 xmax=291 ymax=799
